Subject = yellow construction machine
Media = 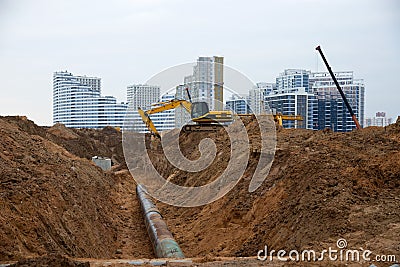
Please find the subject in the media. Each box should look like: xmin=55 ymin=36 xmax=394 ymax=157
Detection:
xmin=272 ymin=112 xmax=303 ymax=128
xmin=237 ymin=112 xmax=303 ymax=128
xmin=138 ymin=88 xmax=303 ymax=137
xmin=138 ymin=88 xmax=233 ymax=138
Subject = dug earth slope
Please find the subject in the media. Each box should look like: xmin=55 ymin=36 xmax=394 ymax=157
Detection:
xmin=0 ymin=116 xmax=152 ymax=261
xmin=152 ymin=120 xmax=400 ymax=259
xmin=1 ymin=115 xmax=399 ymax=263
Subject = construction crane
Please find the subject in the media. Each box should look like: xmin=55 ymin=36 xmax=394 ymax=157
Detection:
xmin=315 ymin=45 xmax=362 ymax=129
xmin=138 ymin=88 xmax=233 ymax=138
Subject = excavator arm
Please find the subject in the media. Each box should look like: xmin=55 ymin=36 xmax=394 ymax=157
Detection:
xmin=146 ymin=99 xmax=192 ymax=115
xmin=138 ymin=107 xmax=161 ymax=138
xmin=138 ymin=99 xmax=192 ymax=137
xmin=274 ymin=114 xmax=303 ymax=127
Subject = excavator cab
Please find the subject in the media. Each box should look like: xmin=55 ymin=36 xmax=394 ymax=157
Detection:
xmin=191 ymin=102 xmax=209 ymax=119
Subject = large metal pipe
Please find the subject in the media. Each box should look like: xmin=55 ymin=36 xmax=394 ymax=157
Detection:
xmin=136 ymin=184 xmax=185 ymax=258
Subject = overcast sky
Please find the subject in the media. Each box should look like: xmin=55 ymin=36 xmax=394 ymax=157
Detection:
xmin=0 ymin=0 xmax=399 ymax=126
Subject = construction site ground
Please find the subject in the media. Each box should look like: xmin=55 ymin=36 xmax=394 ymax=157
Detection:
xmin=0 ymin=116 xmax=399 ymax=266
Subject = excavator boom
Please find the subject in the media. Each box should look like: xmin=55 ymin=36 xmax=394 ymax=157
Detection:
xmin=138 ymin=108 xmax=161 ymax=138
xmin=138 ymin=99 xmax=193 ymax=137
xmin=147 ymin=99 xmax=192 ymax=115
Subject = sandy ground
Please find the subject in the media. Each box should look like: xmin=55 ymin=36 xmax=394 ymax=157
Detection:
xmin=0 ymin=116 xmax=399 ymax=266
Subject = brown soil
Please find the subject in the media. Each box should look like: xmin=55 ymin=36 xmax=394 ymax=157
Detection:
xmin=1 ymin=115 xmax=399 ymax=265
xmin=2 ymin=116 xmax=126 ymax=167
xmin=154 ymin=120 xmax=400 ymax=260
xmin=9 ymin=254 xmax=89 ymax=267
xmin=0 ymin=116 xmax=152 ymax=261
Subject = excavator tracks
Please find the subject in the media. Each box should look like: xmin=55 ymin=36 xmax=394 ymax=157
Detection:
xmin=182 ymin=124 xmax=224 ymax=133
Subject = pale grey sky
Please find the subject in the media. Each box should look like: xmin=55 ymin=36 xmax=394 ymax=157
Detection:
xmin=0 ymin=0 xmax=399 ymax=125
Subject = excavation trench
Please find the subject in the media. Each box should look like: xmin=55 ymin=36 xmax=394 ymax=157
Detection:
xmin=136 ymin=184 xmax=185 ymax=259
xmin=1 ymin=116 xmax=400 ymax=263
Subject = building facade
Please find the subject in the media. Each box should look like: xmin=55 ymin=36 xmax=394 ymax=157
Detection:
xmin=151 ymin=93 xmax=176 ymax=132
xmin=365 ymin=112 xmax=393 ymax=127
xmin=276 ymin=69 xmax=311 ymax=93
xmin=247 ymin=83 xmax=271 ymax=115
xmin=256 ymin=82 xmax=275 ymax=96
xmin=261 ymin=69 xmax=365 ymax=131
xmin=265 ymin=88 xmax=317 ymax=129
xmin=226 ymin=95 xmax=251 ymax=114
xmin=53 ymin=71 xmax=127 ymax=129
xmin=264 ymin=69 xmax=317 ymax=129
xmin=127 ymin=84 xmax=160 ymax=110
xmin=187 ymin=56 xmax=224 ymax=111
xmin=126 ymin=84 xmax=160 ymax=133
xmin=126 ymin=85 xmax=176 ymax=133
xmin=310 ymin=71 xmax=365 ymax=132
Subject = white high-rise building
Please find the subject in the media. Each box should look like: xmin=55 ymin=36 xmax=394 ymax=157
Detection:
xmin=247 ymin=88 xmax=264 ymax=114
xmin=75 ymin=75 xmax=101 ymax=92
xmin=187 ymin=56 xmax=224 ymax=111
xmin=365 ymin=112 xmax=392 ymax=127
xmin=310 ymin=71 xmax=365 ymax=131
xmin=247 ymin=82 xmax=273 ymax=115
xmin=265 ymin=69 xmax=317 ymax=129
xmin=265 ymin=88 xmax=317 ymax=129
xmin=226 ymin=94 xmax=251 ymax=115
xmin=127 ymin=84 xmax=160 ymax=110
xmin=53 ymin=71 xmax=127 ymax=129
xmin=152 ymin=93 xmax=176 ymax=132
xmin=256 ymin=82 xmax=275 ymax=96
xmin=126 ymin=84 xmax=160 ymax=133
xmin=276 ymin=69 xmax=311 ymax=93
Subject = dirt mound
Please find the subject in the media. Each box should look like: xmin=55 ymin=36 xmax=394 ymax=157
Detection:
xmin=152 ymin=121 xmax=400 ymax=259
xmin=1 ymin=115 xmax=399 ymax=263
xmin=47 ymin=123 xmax=80 ymax=140
xmin=9 ymin=254 xmax=89 ymax=267
xmin=2 ymin=116 xmax=125 ymax=166
xmin=0 ymin=116 xmax=152 ymax=261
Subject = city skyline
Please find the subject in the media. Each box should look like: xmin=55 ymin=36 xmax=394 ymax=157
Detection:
xmin=0 ymin=0 xmax=399 ymax=125
xmin=51 ymin=66 xmax=368 ymax=132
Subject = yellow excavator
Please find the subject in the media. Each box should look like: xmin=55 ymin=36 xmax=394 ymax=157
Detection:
xmin=138 ymin=88 xmax=233 ymax=138
xmin=138 ymin=88 xmax=303 ymax=137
